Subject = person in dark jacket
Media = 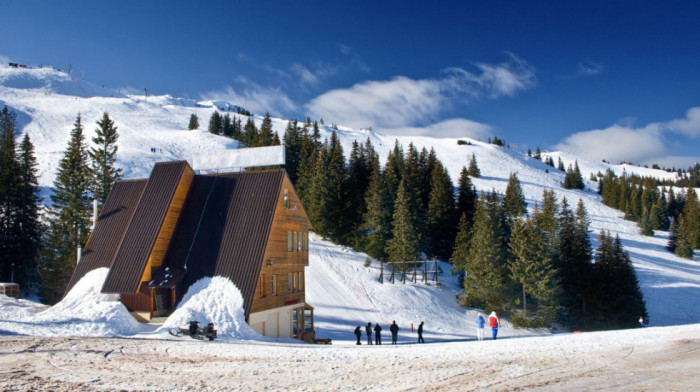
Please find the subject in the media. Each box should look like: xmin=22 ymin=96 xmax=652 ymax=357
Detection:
xmin=417 ymin=321 xmax=425 ymax=343
xmin=366 ymin=322 xmax=373 ymax=345
xmin=390 ymin=321 xmax=399 ymax=344
xmin=374 ymin=323 xmax=382 ymax=345
xmin=354 ymin=326 xmax=362 ymax=345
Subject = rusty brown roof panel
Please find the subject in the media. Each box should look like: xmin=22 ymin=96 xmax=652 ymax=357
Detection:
xmin=101 ymin=161 xmax=190 ymax=294
xmin=162 ymin=169 xmax=284 ymax=319
xmin=63 ymin=179 xmax=147 ymax=296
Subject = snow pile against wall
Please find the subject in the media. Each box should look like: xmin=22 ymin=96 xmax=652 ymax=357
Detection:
xmin=0 ymin=268 xmax=144 ymax=337
xmin=159 ymin=276 xmax=262 ymax=340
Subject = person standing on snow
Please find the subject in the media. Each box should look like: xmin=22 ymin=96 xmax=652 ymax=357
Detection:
xmin=366 ymin=322 xmax=373 ymax=345
xmin=476 ymin=314 xmax=485 ymax=341
xmin=390 ymin=321 xmax=399 ymax=344
xmin=488 ymin=311 xmax=501 ymax=340
xmin=354 ymin=326 xmax=362 ymax=345
xmin=417 ymin=321 xmax=425 ymax=343
xmin=639 ymin=317 xmax=646 ymax=328
xmin=374 ymin=323 xmax=382 ymax=345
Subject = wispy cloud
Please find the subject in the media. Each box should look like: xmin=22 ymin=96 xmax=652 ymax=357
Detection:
xmin=577 ymin=61 xmax=603 ymax=76
xmin=0 ymin=55 xmax=10 ymax=67
xmin=340 ymin=44 xmax=370 ymax=73
xmin=377 ymin=118 xmax=493 ymax=139
xmin=555 ymin=107 xmax=700 ymax=165
xmin=201 ymin=81 xmax=297 ymax=117
xmin=306 ymin=53 xmax=535 ymax=130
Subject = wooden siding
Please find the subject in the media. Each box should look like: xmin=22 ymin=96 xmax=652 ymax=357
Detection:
xmin=250 ymin=175 xmax=312 ymax=314
xmin=138 ymin=165 xmax=194 ymax=287
xmin=120 ymin=284 xmax=153 ymax=313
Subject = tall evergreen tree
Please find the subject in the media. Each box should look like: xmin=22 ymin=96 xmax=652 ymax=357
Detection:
xmin=563 ymin=161 xmax=585 ymax=189
xmin=667 ymin=217 xmax=679 ymax=252
xmin=89 ymin=112 xmax=122 ymax=206
xmin=462 ymin=192 xmax=508 ymax=311
xmin=360 ymin=155 xmax=392 ymax=260
xmin=39 ymin=114 xmax=92 ymax=304
xmin=504 ymin=172 xmax=527 ymax=220
xmin=0 ymin=106 xmax=20 ymax=283
xmin=426 ymin=162 xmax=457 ymax=260
xmin=208 ymin=111 xmax=222 ymax=135
xmin=15 ymin=134 xmax=43 ymax=292
xmin=188 ymin=113 xmax=199 ymax=130
xmin=456 ymin=166 xmax=477 ymax=226
xmin=283 ymin=120 xmax=303 ymax=184
xmin=258 ymin=113 xmax=274 ymax=146
xmin=450 ymin=213 xmax=472 ymax=273
xmin=386 ymin=179 xmax=421 ymax=263
xmin=243 ymin=117 xmax=258 ymax=146
xmin=509 ymin=217 xmax=558 ymax=323
xmin=593 ymin=232 xmax=648 ymax=329
xmin=467 ymin=153 xmax=480 ymax=177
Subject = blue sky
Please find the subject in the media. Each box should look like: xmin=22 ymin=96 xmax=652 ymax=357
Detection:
xmin=2 ymin=0 xmax=700 ymax=167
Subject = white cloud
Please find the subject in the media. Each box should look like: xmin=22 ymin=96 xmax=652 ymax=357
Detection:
xmin=306 ymin=54 xmax=535 ymax=130
xmin=555 ymin=123 xmax=667 ymax=163
xmin=290 ymin=63 xmax=322 ymax=88
xmin=377 ymin=118 xmax=492 ymax=139
xmin=0 ymin=55 xmax=10 ymax=68
xmin=556 ymin=107 xmax=700 ymax=164
xmin=666 ymin=107 xmax=700 ymax=138
xmin=201 ymin=84 xmax=297 ymax=117
xmin=339 ymin=44 xmax=370 ymax=72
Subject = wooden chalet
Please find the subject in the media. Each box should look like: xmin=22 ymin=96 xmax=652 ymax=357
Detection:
xmin=65 ymin=161 xmax=314 ymax=341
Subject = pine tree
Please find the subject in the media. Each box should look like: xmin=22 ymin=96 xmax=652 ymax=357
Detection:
xmin=386 ymin=179 xmax=421 ymax=263
xmin=462 ymin=192 xmax=508 ymax=311
xmin=509 ymin=217 xmax=558 ymax=323
xmin=650 ymin=193 xmax=670 ymax=231
xmin=89 ymin=112 xmax=122 ymax=206
xmin=456 ymin=166 xmax=477 ymax=227
xmin=221 ymin=114 xmax=233 ymax=137
xmin=39 ymin=114 xmax=92 ymax=304
xmin=678 ymin=187 xmax=699 ymax=251
xmin=15 ymin=134 xmax=43 ymax=292
xmin=556 ymin=198 xmax=594 ymax=328
xmin=667 ymin=217 xmax=679 ymax=252
xmin=504 ymin=172 xmax=527 ymax=220
xmin=563 ymin=161 xmax=584 ymax=189
xmin=593 ymin=232 xmax=647 ymax=329
xmin=450 ymin=213 xmax=472 ymax=273
xmin=557 ymin=157 xmax=565 ymax=171
xmin=426 ymin=162 xmax=457 ymax=260
xmin=258 ymin=113 xmax=274 ymax=146
xmin=533 ymin=147 xmax=541 ymax=161
xmin=208 ymin=111 xmax=222 ymax=135
xmin=534 ymin=189 xmax=558 ymax=256
xmin=360 ymin=156 xmax=392 ymax=261
xmin=638 ymin=206 xmax=654 ymax=236
xmin=188 ymin=113 xmax=199 ymax=130
xmin=283 ymin=120 xmax=303 ymax=184
xmin=675 ymin=216 xmax=695 ymax=259
xmin=467 ymin=153 xmax=480 ymax=177
xmin=243 ymin=117 xmax=258 ymax=146
xmin=0 ymin=106 xmax=21 ymax=283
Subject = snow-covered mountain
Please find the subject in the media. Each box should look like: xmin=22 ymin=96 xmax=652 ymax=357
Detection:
xmin=1 ymin=65 xmax=698 ymax=329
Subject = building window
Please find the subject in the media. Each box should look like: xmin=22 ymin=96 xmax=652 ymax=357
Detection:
xmin=259 ymin=275 xmax=265 ymax=297
xmin=287 ymin=231 xmax=292 ymax=252
xmin=293 ymin=232 xmax=298 ymax=251
xmin=271 ymin=275 xmax=277 ymax=296
xmin=293 ymin=272 xmax=298 ymax=291
xmin=303 ymin=232 xmax=308 ymax=251
xmin=297 ymin=231 xmax=302 ymax=251
xmin=288 ymin=273 xmax=293 ymax=292
xmin=300 ymin=272 xmax=304 ymax=291
xmin=284 ymin=189 xmax=289 ymax=208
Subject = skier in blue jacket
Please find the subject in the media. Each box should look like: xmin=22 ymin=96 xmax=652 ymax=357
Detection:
xmin=476 ymin=314 xmax=485 ymax=341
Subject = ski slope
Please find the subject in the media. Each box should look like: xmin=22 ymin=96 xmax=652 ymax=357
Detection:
xmin=1 ymin=65 xmax=699 ymax=331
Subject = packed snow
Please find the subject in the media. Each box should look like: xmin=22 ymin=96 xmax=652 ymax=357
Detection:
xmin=1 ymin=61 xmax=699 ymax=391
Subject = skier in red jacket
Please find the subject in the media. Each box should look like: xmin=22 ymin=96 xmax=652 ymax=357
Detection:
xmin=488 ymin=311 xmax=501 ymax=340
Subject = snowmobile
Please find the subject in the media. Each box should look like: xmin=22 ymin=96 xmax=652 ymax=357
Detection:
xmin=169 ymin=320 xmax=217 ymax=341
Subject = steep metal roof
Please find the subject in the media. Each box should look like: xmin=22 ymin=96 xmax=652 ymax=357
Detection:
xmin=63 ymin=179 xmax=147 ymax=295
xmin=160 ymin=169 xmax=285 ymax=319
xmin=101 ymin=161 xmax=190 ymax=293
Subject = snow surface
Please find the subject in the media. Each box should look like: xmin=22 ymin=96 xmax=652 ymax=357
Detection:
xmin=1 ymin=65 xmax=699 ymax=341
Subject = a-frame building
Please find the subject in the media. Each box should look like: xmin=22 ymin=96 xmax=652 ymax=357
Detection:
xmin=65 ymin=161 xmax=314 ymax=341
